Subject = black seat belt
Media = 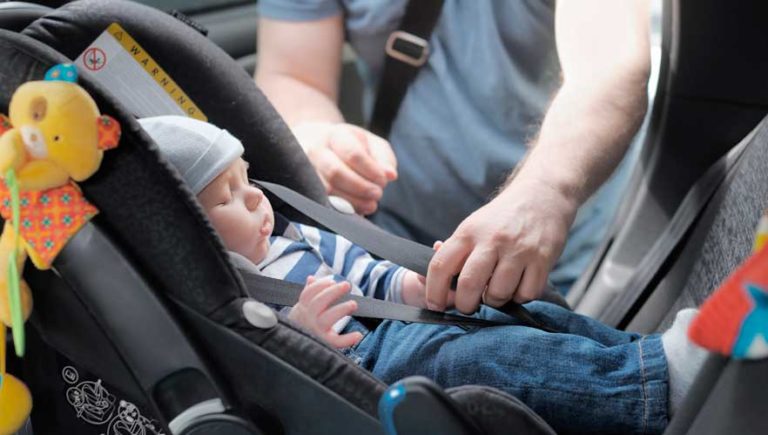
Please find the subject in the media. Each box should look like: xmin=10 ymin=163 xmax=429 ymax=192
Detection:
xmin=599 ymin=134 xmax=753 ymax=328
xmin=239 ymin=270 xmax=511 ymax=328
xmin=252 ymin=180 xmax=557 ymax=333
xmin=369 ymin=0 xmax=444 ymax=138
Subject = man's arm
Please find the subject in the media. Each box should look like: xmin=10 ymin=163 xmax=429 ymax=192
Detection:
xmin=426 ymin=0 xmax=651 ymax=313
xmin=520 ymin=0 xmax=651 ymax=208
xmin=255 ymin=16 xmax=397 ymax=214
xmin=255 ymin=16 xmax=345 ymax=126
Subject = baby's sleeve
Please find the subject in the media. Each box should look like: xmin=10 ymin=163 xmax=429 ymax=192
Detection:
xmin=309 ymin=227 xmax=406 ymax=301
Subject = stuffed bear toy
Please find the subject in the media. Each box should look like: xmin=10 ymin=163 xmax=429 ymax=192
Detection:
xmin=0 ymin=63 xmax=120 ymax=434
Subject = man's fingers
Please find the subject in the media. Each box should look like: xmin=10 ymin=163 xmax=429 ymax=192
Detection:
xmin=310 ymin=281 xmax=351 ymax=313
xmin=313 ymin=149 xmax=382 ymax=214
xmin=420 ymin=241 xmax=443 ymax=285
xmin=484 ymin=257 xmax=524 ymax=306
xmin=317 ymin=300 xmax=358 ymax=331
xmin=446 ymin=290 xmax=456 ymax=308
xmin=328 ymin=331 xmax=363 ymax=349
xmin=454 ymin=249 xmax=497 ymax=314
xmin=513 ymin=265 xmax=546 ymax=304
xmin=359 ymin=128 xmax=398 ymax=181
xmin=328 ymin=168 xmax=383 ymax=209
xmin=329 ymin=127 xmax=388 ymax=187
xmin=315 ymin=148 xmax=382 ymax=196
xmin=426 ymin=238 xmax=471 ymax=311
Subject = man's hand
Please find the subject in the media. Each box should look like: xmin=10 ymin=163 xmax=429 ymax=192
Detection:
xmin=288 ymin=276 xmax=363 ymax=348
xmin=425 ymin=0 xmax=650 ymax=315
xmin=292 ymin=122 xmax=397 ymax=215
xmin=425 ymin=181 xmax=577 ymax=314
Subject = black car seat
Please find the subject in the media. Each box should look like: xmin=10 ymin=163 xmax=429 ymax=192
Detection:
xmin=0 ymin=1 xmax=50 ymax=32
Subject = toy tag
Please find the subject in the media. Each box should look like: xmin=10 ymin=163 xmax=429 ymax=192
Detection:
xmin=754 ymin=209 xmax=768 ymax=253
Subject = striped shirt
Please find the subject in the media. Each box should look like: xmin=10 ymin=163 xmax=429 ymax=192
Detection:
xmin=241 ymin=213 xmax=406 ymax=331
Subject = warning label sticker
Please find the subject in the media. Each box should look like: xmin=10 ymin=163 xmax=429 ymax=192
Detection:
xmin=76 ymin=23 xmax=206 ymax=121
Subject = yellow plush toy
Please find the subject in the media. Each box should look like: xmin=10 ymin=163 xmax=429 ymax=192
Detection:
xmin=0 ymin=63 xmax=120 ymax=434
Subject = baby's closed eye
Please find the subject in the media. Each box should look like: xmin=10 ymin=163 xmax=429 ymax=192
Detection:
xmin=216 ymin=190 xmax=233 ymax=206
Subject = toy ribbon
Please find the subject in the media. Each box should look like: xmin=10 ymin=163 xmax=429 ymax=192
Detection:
xmin=5 ymin=168 xmax=24 ymax=356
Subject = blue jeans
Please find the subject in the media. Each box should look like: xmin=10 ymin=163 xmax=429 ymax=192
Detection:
xmin=343 ymin=302 xmax=668 ymax=434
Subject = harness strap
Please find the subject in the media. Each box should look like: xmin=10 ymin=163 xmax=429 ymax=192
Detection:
xmin=240 ymin=270 xmax=510 ymax=329
xmin=253 ymin=180 xmax=557 ymax=332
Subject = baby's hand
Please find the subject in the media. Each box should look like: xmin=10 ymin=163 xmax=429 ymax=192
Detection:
xmin=289 ymin=276 xmax=363 ymax=349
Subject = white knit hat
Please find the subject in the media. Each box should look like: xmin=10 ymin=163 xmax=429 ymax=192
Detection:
xmin=138 ymin=115 xmax=244 ymax=194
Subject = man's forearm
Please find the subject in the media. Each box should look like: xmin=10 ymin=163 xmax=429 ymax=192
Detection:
xmin=505 ymin=72 xmax=648 ymax=208
xmin=256 ymin=71 xmax=345 ymax=127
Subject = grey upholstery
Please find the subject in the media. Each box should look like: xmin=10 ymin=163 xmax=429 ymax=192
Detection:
xmin=627 ymin=117 xmax=768 ymax=333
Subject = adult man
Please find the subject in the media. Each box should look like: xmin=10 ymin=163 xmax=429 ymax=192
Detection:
xmin=255 ymin=0 xmax=650 ymax=314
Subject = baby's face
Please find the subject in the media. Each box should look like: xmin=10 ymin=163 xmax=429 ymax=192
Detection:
xmin=198 ymin=158 xmax=274 ymax=264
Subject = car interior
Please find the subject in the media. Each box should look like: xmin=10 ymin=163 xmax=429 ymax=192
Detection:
xmin=0 ymin=0 xmax=766 ymax=434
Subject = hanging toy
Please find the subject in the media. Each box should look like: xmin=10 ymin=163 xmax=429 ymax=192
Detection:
xmin=0 ymin=63 xmax=120 ymax=434
xmin=688 ymin=211 xmax=768 ymax=360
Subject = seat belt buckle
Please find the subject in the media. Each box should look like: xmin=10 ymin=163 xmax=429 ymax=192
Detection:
xmin=385 ymin=30 xmax=430 ymax=67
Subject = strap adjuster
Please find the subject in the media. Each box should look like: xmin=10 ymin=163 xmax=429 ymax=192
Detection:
xmin=385 ymin=30 xmax=430 ymax=67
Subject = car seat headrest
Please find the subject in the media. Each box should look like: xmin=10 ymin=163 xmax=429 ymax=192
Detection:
xmin=22 ymin=0 xmax=328 ymax=212
xmin=0 ymin=2 xmax=51 ymax=32
xmin=0 ymin=28 xmax=245 ymax=317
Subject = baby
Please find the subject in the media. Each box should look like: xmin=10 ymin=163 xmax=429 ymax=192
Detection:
xmin=139 ymin=115 xmax=436 ymax=347
xmin=139 ymin=115 xmax=707 ymax=434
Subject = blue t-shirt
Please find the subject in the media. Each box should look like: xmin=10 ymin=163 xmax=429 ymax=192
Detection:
xmin=258 ymin=0 xmax=635 ymax=292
